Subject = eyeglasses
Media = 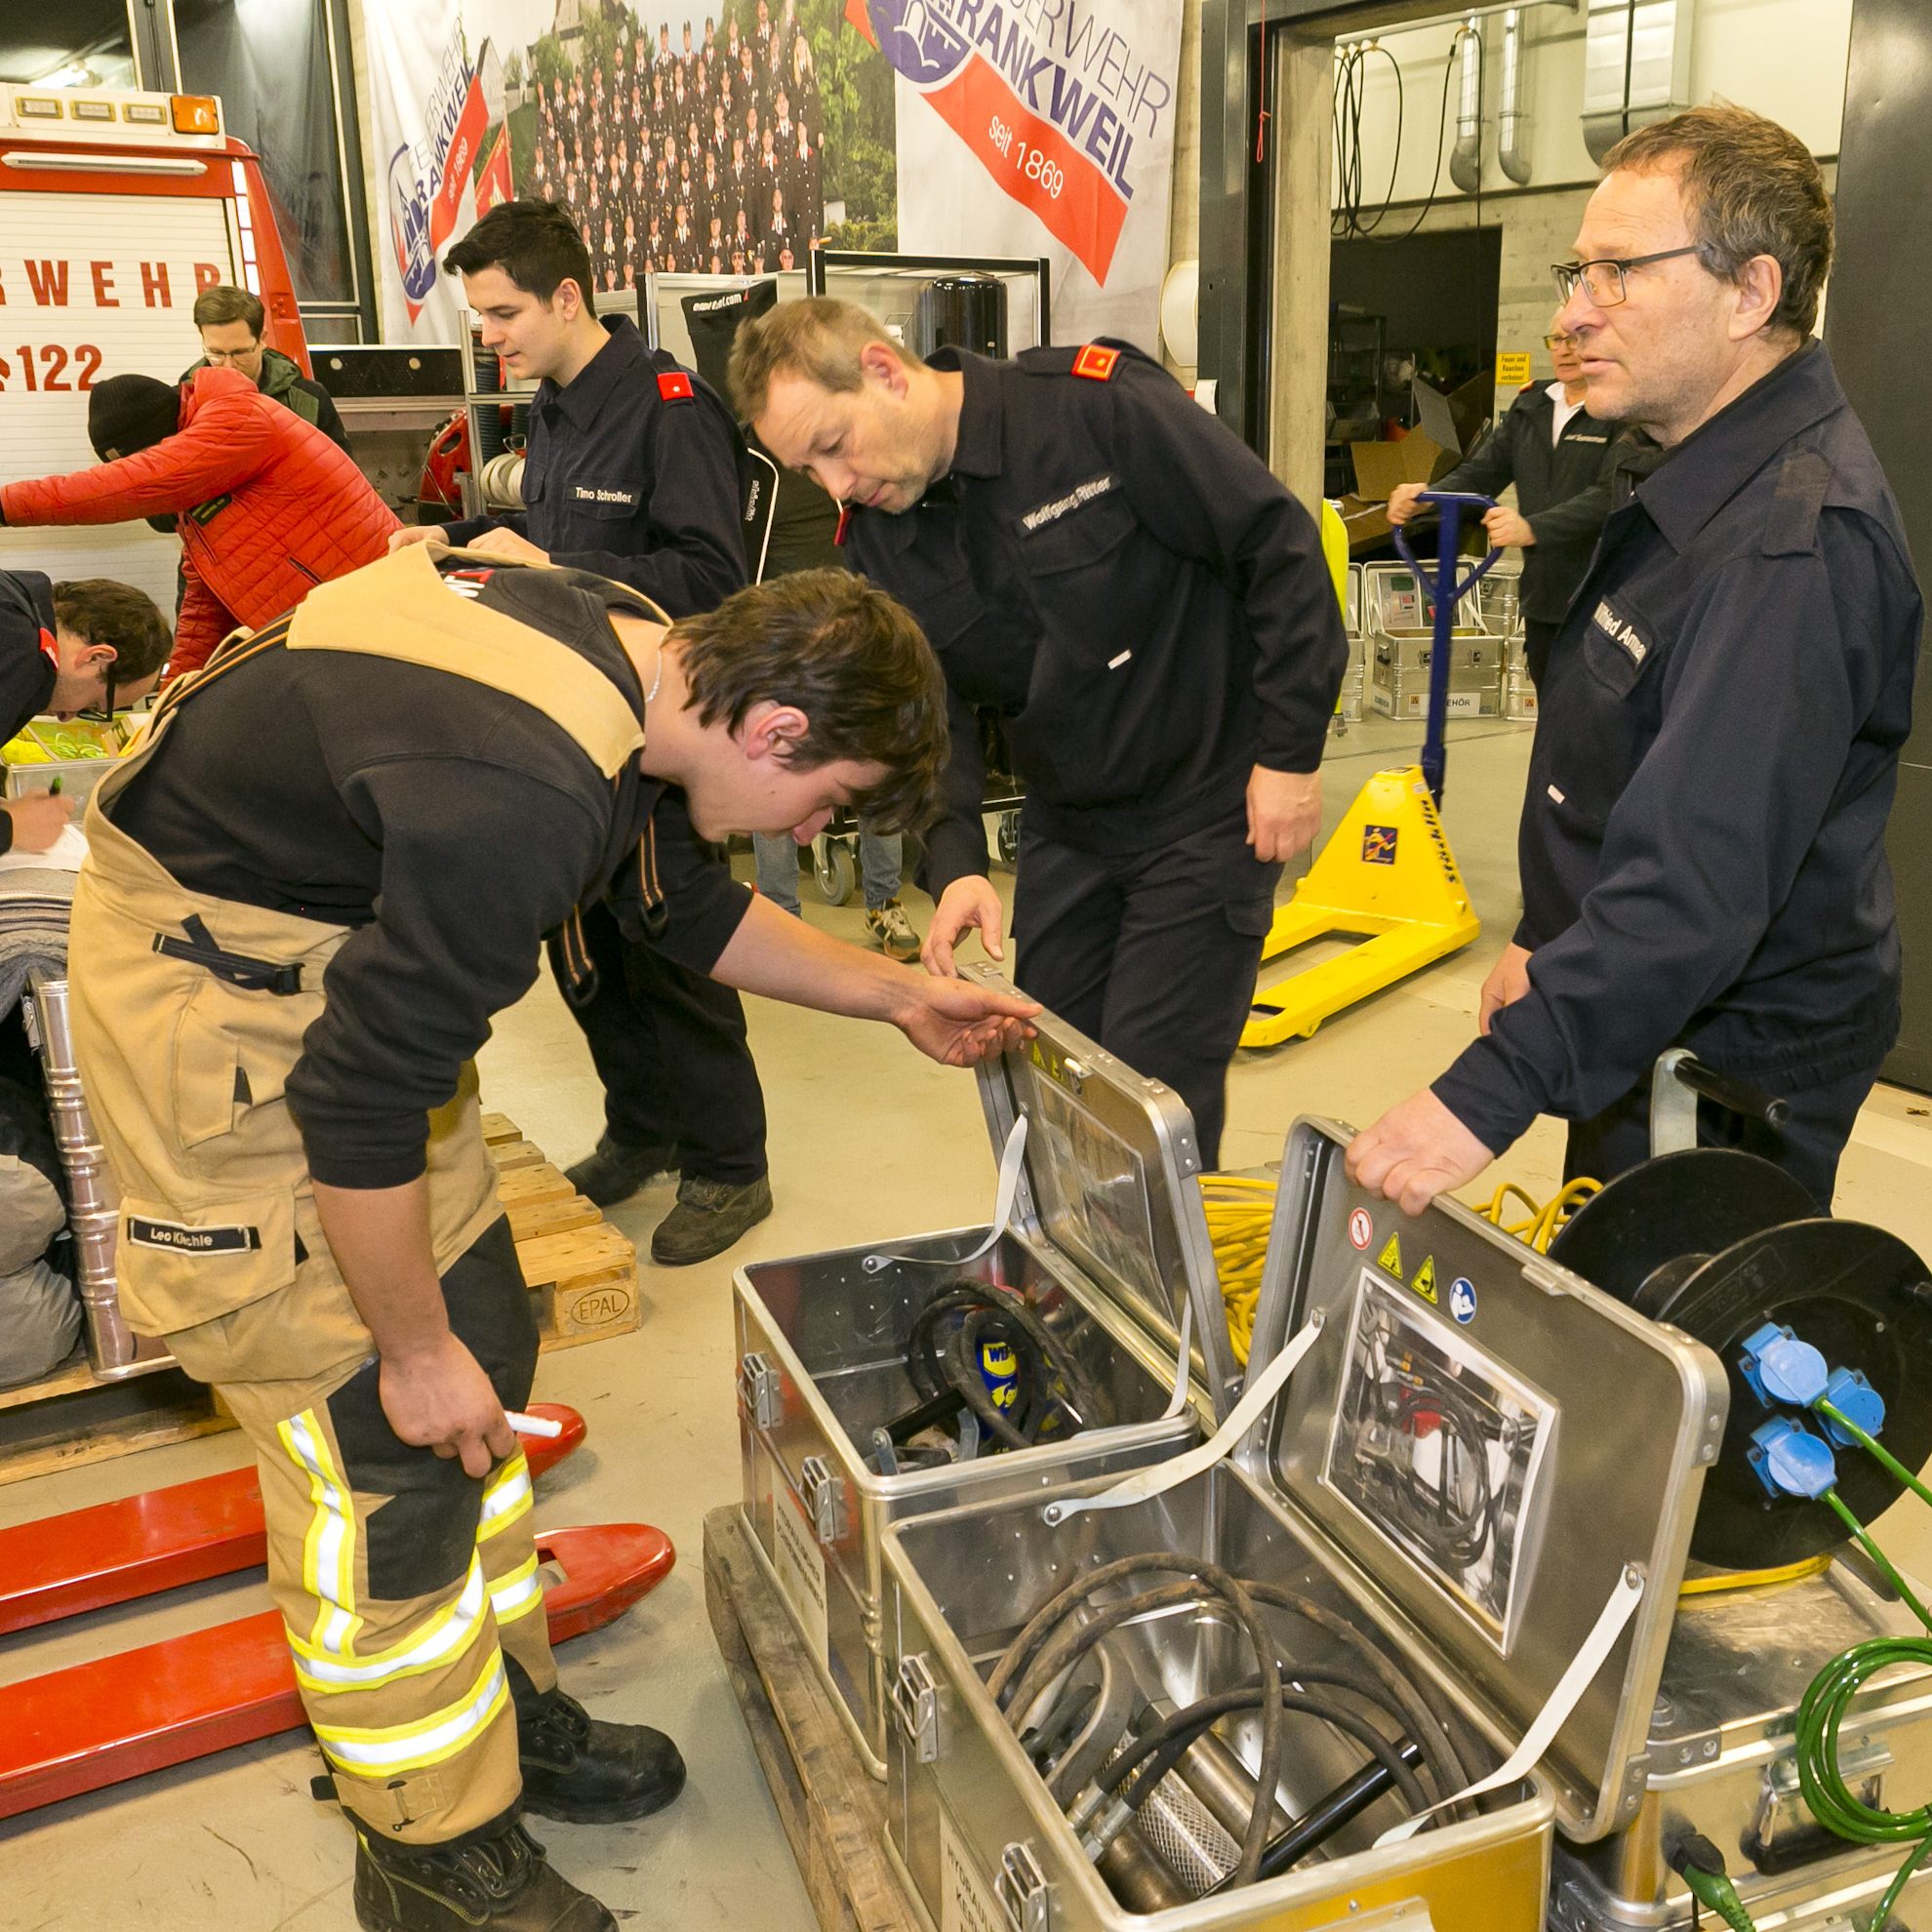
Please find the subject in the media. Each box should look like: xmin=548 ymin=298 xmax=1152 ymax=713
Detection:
xmin=78 ymin=663 xmax=119 ymax=724
xmin=1543 ymin=333 xmax=1579 ymax=350
xmin=1551 ymin=246 xmax=1708 ymax=306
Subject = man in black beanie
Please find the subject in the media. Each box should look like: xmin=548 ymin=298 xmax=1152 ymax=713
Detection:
xmin=85 ymin=374 xmax=183 ymax=461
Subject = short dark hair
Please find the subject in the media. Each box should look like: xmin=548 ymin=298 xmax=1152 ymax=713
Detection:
xmin=673 ymin=569 xmax=946 ymax=832
xmin=52 ymin=580 xmax=173 ymax=684
xmin=1603 ymin=105 xmax=1833 ymax=339
xmin=442 ymin=199 xmax=596 ymax=314
xmin=191 ymin=283 xmax=265 ymax=337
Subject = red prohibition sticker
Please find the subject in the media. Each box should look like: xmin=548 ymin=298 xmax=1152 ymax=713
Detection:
xmin=1348 ymin=1207 xmax=1373 ymax=1251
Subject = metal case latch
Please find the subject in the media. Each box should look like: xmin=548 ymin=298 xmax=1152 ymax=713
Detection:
xmin=737 ymin=1351 xmax=782 ymax=1429
xmin=1750 ymin=1739 xmax=1891 ymax=1872
xmin=995 ymin=1840 xmax=1053 ymax=1932
xmin=799 ymin=1455 xmax=846 ymax=1544
xmin=890 ymin=1652 xmax=944 ymax=1763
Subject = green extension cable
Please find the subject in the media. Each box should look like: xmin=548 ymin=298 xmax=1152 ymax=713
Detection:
xmin=1790 ymin=1485 xmax=1932 ymax=1932
xmin=1678 ymin=1859 xmax=1756 ymax=1932
xmin=1668 ymin=1432 xmax=1932 ymax=1932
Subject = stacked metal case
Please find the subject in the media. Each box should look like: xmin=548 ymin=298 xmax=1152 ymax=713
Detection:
xmin=877 ymin=1118 xmax=1730 ymax=1932
xmin=1335 ymin=565 xmax=1365 ymax=724
xmin=21 ymin=973 xmax=171 ymax=1379
xmin=1551 ymin=1549 xmax=1932 ymax=1930
xmin=734 ymin=970 xmax=1239 ymax=1776
xmin=1365 ymin=562 xmax=1508 ymax=721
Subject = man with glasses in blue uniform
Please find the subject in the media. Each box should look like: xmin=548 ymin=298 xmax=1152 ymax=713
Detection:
xmin=1349 ymin=105 xmax=1920 ymax=1217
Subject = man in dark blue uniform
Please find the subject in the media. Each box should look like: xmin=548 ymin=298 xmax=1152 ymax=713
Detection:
xmin=396 ymin=199 xmax=770 ymax=1264
xmin=733 ymin=302 xmax=1348 ymax=1167
xmin=1389 ymin=317 xmax=1625 ymax=687
xmin=0 ymin=571 xmax=170 ymax=855
xmin=1350 ymin=105 xmax=1920 ymax=1216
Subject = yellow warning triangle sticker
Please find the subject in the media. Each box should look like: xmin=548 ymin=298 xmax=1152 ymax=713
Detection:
xmin=1378 ymin=1232 xmax=1403 ymax=1279
xmin=1413 ymin=1255 xmax=1438 ymax=1305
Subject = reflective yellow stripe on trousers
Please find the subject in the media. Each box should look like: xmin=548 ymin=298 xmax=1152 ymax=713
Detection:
xmin=311 ymin=1649 xmax=511 ymax=1777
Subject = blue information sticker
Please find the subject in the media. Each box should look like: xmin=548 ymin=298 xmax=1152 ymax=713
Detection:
xmin=1449 ymin=1276 xmax=1477 ymax=1325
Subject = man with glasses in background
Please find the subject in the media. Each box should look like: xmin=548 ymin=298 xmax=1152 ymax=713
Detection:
xmin=182 ymin=284 xmax=351 ymax=455
xmin=1348 ymin=103 xmax=1920 ymax=1216
xmin=1388 ymin=312 xmax=1625 ymax=690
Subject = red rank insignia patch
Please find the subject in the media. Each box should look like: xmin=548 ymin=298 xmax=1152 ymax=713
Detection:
xmin=657 ymin=370 xmax=695 ymax=401
xmin=1072 ymin=344 xmax=1119 ymax=382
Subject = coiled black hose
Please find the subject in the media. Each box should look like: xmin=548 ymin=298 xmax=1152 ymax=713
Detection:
xmin=990 ymin=1559 xmax=1477 ymax=1896
xmin=906 ymin=1280 xmax=1104 ymax=1453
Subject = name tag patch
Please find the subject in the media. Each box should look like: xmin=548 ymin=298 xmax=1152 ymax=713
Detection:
xmin=1019 ymin=472 xmax=1115 ymax=534
xmin=128 ymin=1216 xmax=262 ymax=1255
xmin=1591 ymin=596 xmax=1649 ymax=665
xmin=571 ymin=484 xmax=640 ymax=507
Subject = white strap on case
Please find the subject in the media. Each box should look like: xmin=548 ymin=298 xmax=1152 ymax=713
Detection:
xmin=1375 ymin=1563 xmax=1647 ymax=1845
xmin=1042 ymin=1316 xmax=1326 ymax=1526
xmin=862 ymin=1113 xmax=1028 ymax=1275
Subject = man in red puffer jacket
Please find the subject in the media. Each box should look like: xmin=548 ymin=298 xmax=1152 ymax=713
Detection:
xmin=0 ymin=368 xmax=397 ymax=678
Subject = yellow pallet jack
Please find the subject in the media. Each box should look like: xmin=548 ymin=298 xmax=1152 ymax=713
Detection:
xmin=1244 ymin=492 xmax=1501 ymax=1048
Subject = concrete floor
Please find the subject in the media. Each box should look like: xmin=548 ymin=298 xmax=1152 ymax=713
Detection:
xmin=6 ymin=711 xmax=1932 ymax=1928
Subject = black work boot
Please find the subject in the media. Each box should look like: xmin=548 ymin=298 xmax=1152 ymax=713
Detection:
xmin=509 ymin=1655 xmax=688 ymax=1825
xmin=352 ymin=1813 xmax=615 ymax=1931
xmin=564 ymin=1133 xmax=676 ymax=1209
xmin=649 ymin=1172 xmax=774 ymax=1267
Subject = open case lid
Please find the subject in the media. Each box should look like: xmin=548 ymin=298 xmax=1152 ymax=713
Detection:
xmin=1238 ymin=1118 xmax=1729 ymax=1843
xmin=964 ymin=963 xmax=1237 ymax=1422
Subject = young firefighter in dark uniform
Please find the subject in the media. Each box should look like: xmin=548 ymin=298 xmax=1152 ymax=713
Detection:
xmin=1388 ymin=315 xmax=1625 ymax=687
xmin=734 ymin=300 xmax=1349 ymax=1167
xmin=1350 ymin=106 xmax=1920 ymax=1219
xmin=400 ymin=199 xmax=769 ymax=1265
xmin=66 ymin=546 xmax=1032 ymax=1932
xmin=0 ymin=570 xmax=170 ymax=855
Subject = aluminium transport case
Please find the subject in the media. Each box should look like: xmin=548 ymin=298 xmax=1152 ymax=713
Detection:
xmin=1364 ymin=561 xmax=1506 ymax=721
xmin=1550 ymin=1536 xmax=1932 ymax=1930
xmin=734 ymin=967 xmax=1239 ymax=1777
xmin=20 ymin=972 xmax=172 ymax=1380
xmin=879 ymin=1117 xmax=1730 ymax=1932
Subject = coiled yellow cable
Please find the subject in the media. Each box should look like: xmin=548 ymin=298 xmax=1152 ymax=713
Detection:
xmin=1202 ymin=1174 xmax=1276 ymax=1365
xmin=1472 ymin=1175 xmax=1600 ymax=1254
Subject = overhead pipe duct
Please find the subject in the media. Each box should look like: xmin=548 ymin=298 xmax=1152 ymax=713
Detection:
xmin=1582 ymin=0 xmax=1695 ymax=164
xmin=1449 ymin=18 xmax=1483 ymax=193
xmin=1498 ymin=8 xmax=1533 ymax=183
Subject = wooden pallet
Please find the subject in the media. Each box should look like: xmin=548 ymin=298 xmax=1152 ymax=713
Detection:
xmin=0 ymin=1115 xmax=639 ymax=1487
xmin=482 ymin=1112 xmax=643 ymax=1351
xmin=704 ymin=1506 xmax=924 ymax=1932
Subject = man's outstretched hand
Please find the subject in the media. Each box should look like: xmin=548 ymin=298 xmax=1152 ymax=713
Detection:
xmin=894 ymin=974 xmax=1039 ymax=1067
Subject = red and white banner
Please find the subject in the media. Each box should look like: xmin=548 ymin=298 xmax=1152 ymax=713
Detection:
xmin=366 ymin=0 xmax=485 ymax=341
xmin=859 ymin=0 xmax=1182 ymax=351
xmin=475 ymin=125 xmax=514 ymax=218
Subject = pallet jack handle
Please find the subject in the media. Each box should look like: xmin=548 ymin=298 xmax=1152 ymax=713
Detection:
xmin=1390 ymin=490 xmax=1504 ymax=805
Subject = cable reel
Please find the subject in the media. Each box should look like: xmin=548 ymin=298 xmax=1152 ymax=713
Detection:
xmin=1548 ymin=1147 xmax=1932 ymax=1570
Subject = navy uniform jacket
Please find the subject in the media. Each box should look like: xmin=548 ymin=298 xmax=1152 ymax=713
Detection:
xmin=446 ymin=315 xmax=745 ymax=619
xmin=0 ymin=569 xmax=58 ymax=853
xmin=844 ymin=342 xmax=1349 ymax=895
xmin=0 ymin=569 xmax=57 ymax=747
xmin=1434 ymin=343 xmax=1921 ymax=1152
xmin=1433 ymin=382 xmax=1625 ymax=625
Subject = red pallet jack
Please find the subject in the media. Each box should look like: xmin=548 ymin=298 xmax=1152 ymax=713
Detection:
xmin=0 ymin=1403 xmax=676 ymax=1819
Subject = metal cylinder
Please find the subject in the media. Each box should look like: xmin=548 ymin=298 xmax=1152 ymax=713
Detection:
xmin=1097 ymin=1826 xmax=1191 ymax=1912
xmin=1175 ymin=1730 xmax=1291 ymax=1843
xmin=25 ymin=974 xmax=172 ymax=1380
xmin=912 ymin=273 xmax=1009 ymax=361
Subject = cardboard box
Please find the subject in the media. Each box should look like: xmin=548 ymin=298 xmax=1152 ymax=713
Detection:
xmin=1349 ymin=432 xmax=1454 ymax=503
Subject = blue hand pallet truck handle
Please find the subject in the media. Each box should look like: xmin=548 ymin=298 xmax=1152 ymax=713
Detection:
xmin=1390 ymin=491 xmax=1504 ymax=806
